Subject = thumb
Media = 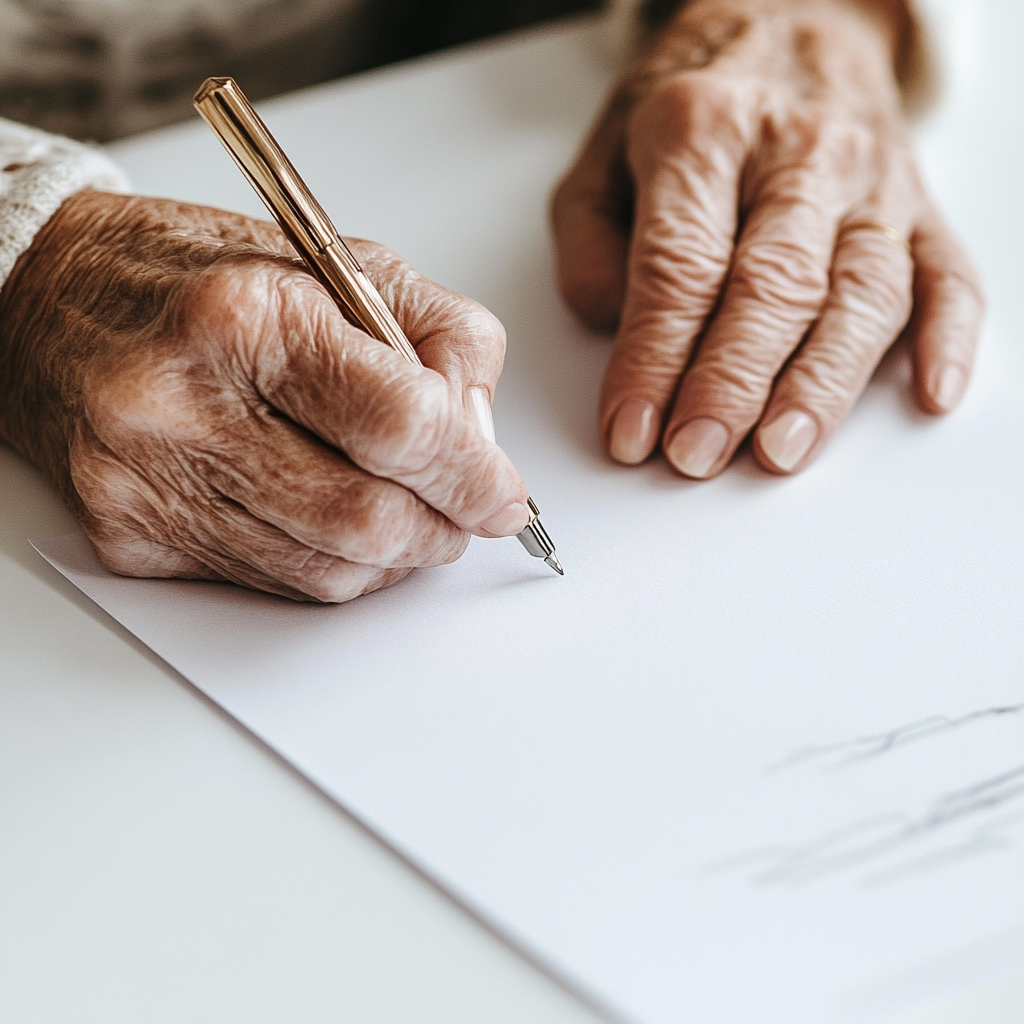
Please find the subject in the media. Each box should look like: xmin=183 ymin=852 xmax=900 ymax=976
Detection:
xmin=551 ymin=98 xmax=632 ymax=332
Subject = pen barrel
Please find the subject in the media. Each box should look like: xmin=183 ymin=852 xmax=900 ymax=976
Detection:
xmin=318 ymin=242 xmax=421 ymax=365
xmin=193 ymin=77 xmax=420 ymax=367
xmin=194 ymin=78 xmax=333 ymax=254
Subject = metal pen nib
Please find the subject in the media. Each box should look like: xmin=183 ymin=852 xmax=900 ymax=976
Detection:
xmin=516 ymin=498 xmax=563 ymax=575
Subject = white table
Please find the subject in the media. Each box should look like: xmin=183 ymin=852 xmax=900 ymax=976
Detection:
xmin=2 ymin=13 xmax=1022 ymax=1023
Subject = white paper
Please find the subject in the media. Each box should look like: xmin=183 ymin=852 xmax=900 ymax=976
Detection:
xmin=34 ymin=378 xmax=1024 ymax=1024
xmin=34 ymin=9 xmax=1024 ymax=1024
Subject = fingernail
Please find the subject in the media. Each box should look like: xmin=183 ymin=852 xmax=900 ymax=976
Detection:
xmin=609 ymin=398 xmax=659 ymax=465
xmin=480 ymin=501 xmax=530 ymax=537
xmin=466 ymin=385 xmax=496 ymax=443
xmin=758 ymin=409 xmax=818 ymax=472
xmin=930 ymin=363 xmax=966 ymax=412
xmin=665 ymin=417 xmax=729 ymax=479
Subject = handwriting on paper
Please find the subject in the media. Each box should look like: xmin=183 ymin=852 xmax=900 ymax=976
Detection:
xmin=710 ymin=705 xmax=1024 ymax=887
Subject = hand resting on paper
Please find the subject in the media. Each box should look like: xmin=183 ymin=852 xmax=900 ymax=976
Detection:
xmin=552 ymin=0 xmax=984 ymax=478
xmin=0 ymin=190 xmax=530 ymax=601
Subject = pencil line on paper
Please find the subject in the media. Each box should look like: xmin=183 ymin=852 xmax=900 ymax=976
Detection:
xmin=707 ymin=762 xmax=1024 ymax=888
xmin=766 ymin=705 xmax=1024 ymax=775
xmin=862 ymin=811 xmax=1024 ymax=886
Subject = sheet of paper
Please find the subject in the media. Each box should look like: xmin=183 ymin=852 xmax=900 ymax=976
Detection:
xmin=35 ymin=10 xmax=1024 ymax=1024
xmin=35 ymin=388 xmax=1024 ymax=1023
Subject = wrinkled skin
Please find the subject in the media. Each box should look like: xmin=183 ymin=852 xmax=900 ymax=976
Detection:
xmin=0 ymin=190 xmax=530 ymax=602
xmin=552 ymin=0 xmax=984 ymax=477
xmin=0 ymin=0 xmax=987 ymax=604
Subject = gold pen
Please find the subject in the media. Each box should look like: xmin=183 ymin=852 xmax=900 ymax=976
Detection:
xmin=193 ymin=77 xmax=562 ymax=575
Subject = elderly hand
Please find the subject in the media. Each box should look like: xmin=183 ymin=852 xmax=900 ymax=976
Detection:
xmin=0 ymin=190 xmax=530 ymax=601
xmin=552 ymin=0 xmax=983 ymax=477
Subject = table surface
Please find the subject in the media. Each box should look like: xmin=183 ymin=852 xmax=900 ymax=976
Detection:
xmin=2 ymin=13 xmax=1023 ymax=1024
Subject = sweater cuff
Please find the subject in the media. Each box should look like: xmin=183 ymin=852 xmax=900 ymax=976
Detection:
xmin=0 ymin=119 xmax=129 ymax=292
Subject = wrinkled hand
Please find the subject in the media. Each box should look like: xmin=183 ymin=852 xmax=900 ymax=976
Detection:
xmin=553 ymin=0 xmax=983 ymax=477
xmin=0 ymin=190 xmax=530 ymax=601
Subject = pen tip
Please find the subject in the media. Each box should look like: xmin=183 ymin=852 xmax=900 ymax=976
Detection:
xmin=545 ymin=554 xmax=564 ymax=576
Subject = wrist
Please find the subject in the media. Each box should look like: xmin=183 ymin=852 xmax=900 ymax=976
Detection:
xmin=0 ymin=190 xmax=112 ymax=504
xmin=637 ymin=0 xmax=929 ymax=109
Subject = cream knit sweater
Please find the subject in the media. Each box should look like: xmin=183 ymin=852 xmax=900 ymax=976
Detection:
xmin=0 ymin=0 xmax=939 ymax=297
xmin=0 ymin=118 xmax=128 ymax=287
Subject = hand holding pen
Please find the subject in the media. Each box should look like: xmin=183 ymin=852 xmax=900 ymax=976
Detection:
xmin=0 ymin=170 xmax=551 ymax=602
xmin=195 ymin=77 xmax=562 ymax=575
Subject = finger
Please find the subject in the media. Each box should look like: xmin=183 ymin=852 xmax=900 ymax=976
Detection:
xmin=90 ymin=463 xmax=406 ymax=603
xmin=92 ymin=513 xmax=403 ymax=603
xmin=349 ymin=240 xmax=507 ymax=401
xmin=344 ymin=240 xmax=507 ymax=441
xmin=661 ymin=158 xmax=852 ymax=478
xmin=221 ymin=269 xmax=531 ymax=538
xmin=600 ymin=77 xmax=749 ymax=465
xmin=73 ymin=430 xmax=407 ymax=602
xmin=191 ymin=406 xmax=470 ymax=568
xmin=72 ymin=431 xmax=229 ymax=582
xmin=76 ymin=285 xmax=474 ymax=566
xmin=752 ymin=225 xmax=914 ymax=474
xmin=180 ymin=493 xmax=411 ymax=603
xmin=907 ymin=206 xmax=984 ymax=414
xmin=550 ymin=94 xmax=632 ymax=332
xmin=86 ymin=527 xmax=225 ymax=582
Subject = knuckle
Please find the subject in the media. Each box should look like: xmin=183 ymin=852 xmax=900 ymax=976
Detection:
xmin=69 ymin=441 xmax=150 ymax=521
xmin=83 ymin=365 xmax=182 ymax=440
xmin=630 ymin=73 xmax=747 ymax=158
xmin=177 ymin=261 xmax=280 ymax=356
xmin=834 ymin=251 xmax=912 ymax=330
xmin=81 ymin=356 xmax=216 ymax=458
xmin=360 ymin=566 xmax=413 ymax=597
xmin=755 ymin=115 xmax=873 ymax=212
xmin=812 ymin=118 xmax=873 ymax=174
xmin=631 ymin=219 xmax=732 ymax=308
xmin=636 ymin=74 xmax=703 ymax=132
xmin=933 ymin=264 xmax=986 ymax=312
xmin=783 ymin=356 xmax=860 ymax=410
xmin=88 ymin=533 xmax=136 ymax=576
xmin=177 ymin=264 xmax=243 ymax=325
xmin=302 ymin=566 xmax=367 ymax=604
xmin=644 ymin=73 xmax=738 ymax=127
xmin=777 ymin=108 xmax=873 ymax=174
xmin=731 ymin=238 xmax=829 ymax=317
xmin=651 ymin=73 xmax=706 ymax=115
xmin=460 ymin=301 xmax=507 ymax=359
xmin=332 ymin=482 xmax=419 ymax=565
xmin=361 ymin=370 xmax=451 ymax=476
xmin=88 ymin=530 xmax=171 ymax=578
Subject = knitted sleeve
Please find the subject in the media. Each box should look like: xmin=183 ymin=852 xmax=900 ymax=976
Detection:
xmin=0 ymin=117 xmax=128 ymax=291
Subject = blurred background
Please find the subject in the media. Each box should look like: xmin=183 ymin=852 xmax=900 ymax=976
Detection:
xmin=0 ymin=0 xmax=603 ymax=142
